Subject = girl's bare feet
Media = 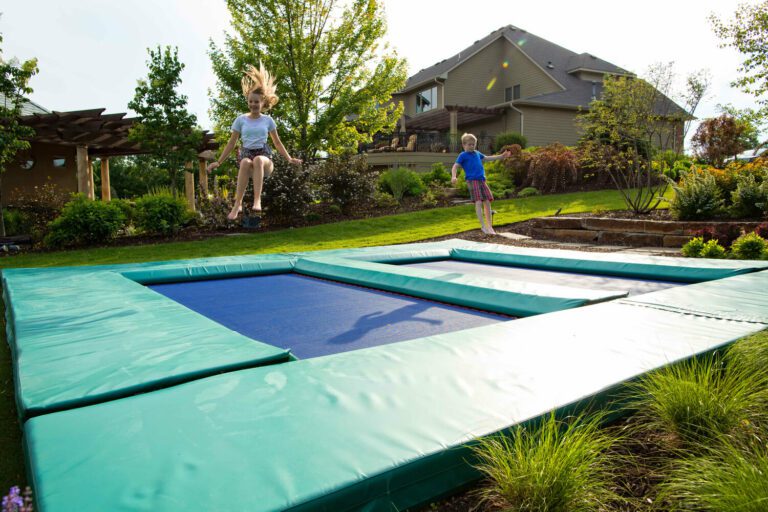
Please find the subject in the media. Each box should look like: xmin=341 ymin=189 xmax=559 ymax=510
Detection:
xmin=227 ymin=205 xmax=243 ymax=220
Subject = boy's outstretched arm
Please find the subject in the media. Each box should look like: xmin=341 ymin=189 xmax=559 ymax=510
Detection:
xmin=483 ymin=149 xmax=512 ymax=162
xmin=451 ymin=163 xmax=461 ymax=185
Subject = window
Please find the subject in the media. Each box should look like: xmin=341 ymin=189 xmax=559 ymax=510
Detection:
xmin=505 ymin=85 xmax=521 ymax=102
xmin=513 ymin=84 xmax=521 ymax=100
xmin=19 ymin=159 xmax=35 ymax=170
xmin=416 ymin=86 xmax=437 ymax=114
xmin=504 ymin=87 xmax=512 ymax=102
xmin=53 ymin=157 xmax=66 ymax=168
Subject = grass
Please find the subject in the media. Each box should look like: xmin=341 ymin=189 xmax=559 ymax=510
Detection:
xmin=0 ymin=189 xmax=633 ymax=269
xmin=471 ymin=412 xmax=622 ymax=512
xmin=657 ymin=439 xmax=768 ymax=511
xmin=625 ymin=353 xmax=768 ymax=450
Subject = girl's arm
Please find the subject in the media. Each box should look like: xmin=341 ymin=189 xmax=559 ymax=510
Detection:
xmin=206 ymin=131 xmax=240 ymax=172
xmin=269 ymin=130 xmax=302 ymax=165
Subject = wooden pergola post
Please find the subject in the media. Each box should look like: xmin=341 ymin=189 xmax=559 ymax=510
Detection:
xmin=76 ymin=145 xmax=90 ymax=197
xmin=100 ymin=158 xmax=111 ymax=201
xmin=198 ymin=158 xmax=208 ymax=197
xmin=87 ymin=154 xmax=95 ymax=200
xmin=184 ymin=161 xmax=196 ymax=212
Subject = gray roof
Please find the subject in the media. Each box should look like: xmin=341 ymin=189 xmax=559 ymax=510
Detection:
xmin=0 ymin=92 xmax=50 ymax=115
xmin=400 ymin=25 xmax=639 ymax=110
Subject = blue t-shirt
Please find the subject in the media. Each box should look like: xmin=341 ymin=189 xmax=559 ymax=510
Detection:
xmin=231 ymin=114 xmax=277 ymax=149
xmin=456 ymin=151 xmax=486 ymax=181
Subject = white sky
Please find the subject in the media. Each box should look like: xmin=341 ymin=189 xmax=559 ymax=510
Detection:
xmin=1 ymin=0 xmax=762 ymax=143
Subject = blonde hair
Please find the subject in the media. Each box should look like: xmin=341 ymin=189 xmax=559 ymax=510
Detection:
xmin=461 ymin=133 xmax=477 ymax=144
xmin=241 ymin=62 xmax=279 ymax=111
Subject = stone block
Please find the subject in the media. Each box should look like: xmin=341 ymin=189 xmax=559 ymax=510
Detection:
xmin=531 ymin=228 xmax=598 ymax=243
xmin=598 ymin=231 xmax=664 ymax=247
xmin=663 ymin=235 xmax=693 ymax=247
xmin=533 ymin=217 xmax=585 ymax=230
xmin=583 ymin=218 xmax=643 ymax=232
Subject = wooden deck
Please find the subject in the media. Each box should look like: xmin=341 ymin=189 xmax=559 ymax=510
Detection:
xmin=364 ymin=151 xmax=458 ymax=171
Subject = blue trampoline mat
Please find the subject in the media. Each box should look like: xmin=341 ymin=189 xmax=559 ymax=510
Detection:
xmin=403 ymin=260 xmax=681 ymax=296
xmin=149 ymin=274 xmax=510 ymax=359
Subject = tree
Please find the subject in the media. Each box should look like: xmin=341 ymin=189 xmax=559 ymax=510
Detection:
xmin=578 ymin=63 xmax=709 ymax=213
xmin=717 ymin=103 xmax=762 ymax=149
xmin=128 ymin=46 xmax=201 ymax=197
xmin=692 ymin=114 xmax=747 ymax=167
xmin=208 ymin=0 xmax=407 ymax=159
xmin=0 ymin=33 xmax=38 ymax=236
xmin=711 ymin=2 xmax=768 ymax=115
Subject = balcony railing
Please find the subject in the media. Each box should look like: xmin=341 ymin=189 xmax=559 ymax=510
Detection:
xmin=361 ymin=133 xmax=495 ymax=154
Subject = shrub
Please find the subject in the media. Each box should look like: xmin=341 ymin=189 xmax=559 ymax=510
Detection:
xmin=472 ymin=413 xmax=620 ymax=512
xmin=196 ymin=196 xmax=235 ymax=230
xmin=730 ymin=173 xmax=768 ymax=219
xmin=497 ymin=144 xmax=530 ymax=186
xmin=625 ymin=354 xmax=768 ymax=449
xmin=421 ymin=163 xmax=452 ymax=186
xmin=700 ymin=239 xmax=727 ymax=258
xmin=134 ymin=192 xmax=190 ymax=235
xmin=45 ymin=195 xmax=127 ymax=248
xmin=263 ymin=158 xmax=313 ymax=226
xmin=312 ymin=152 xmax=379 ymax=214
xmin=379 ymin=167 xmax=425 ymax=202
xmin=518 ymin=187 xmax=541 ymax=198
xmin=1 ymin=209 xmax=31 ymax=236
xmin=373 ymin=190 xmax=398 ymax=209
xmin=494 ymin=131 xmax=527 ymax=151
xmin=527 ymin=143 xmax=579 ymax=194
xmin=7 ymin=182 xmax=69 ymax=242
xmin=484 ymin=160 xmax=516 ymax=194
xmin=730 ymin=231 xmax=768 ymax=260
xmin=681 ymin=236 xmax=706 ymax=257
xmin=668 ymin=170 xmax=724 ymax=220
xmin=420 ymin=189 xmax=438 ymax=208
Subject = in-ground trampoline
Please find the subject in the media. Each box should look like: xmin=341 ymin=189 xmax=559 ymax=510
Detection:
xmin=4 ymin=240 xmax=768 ymax=512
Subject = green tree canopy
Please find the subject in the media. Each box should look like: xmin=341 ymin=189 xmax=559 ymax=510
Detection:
xmin=0 ymin=32 xmax=38 ymax=236
xmin=128 ymin=46 xmax=201 ymax=196
xmin=578 ymin=63 xmax=709 ymax=213
xmin=209 ymin=0 xmax=407 ymax=159
xmin=711 ymin=2 xmax=768 ymax=115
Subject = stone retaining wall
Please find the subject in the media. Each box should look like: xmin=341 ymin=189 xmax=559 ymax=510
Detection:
xmin=531 ymin=217 xmax=763 ymax=247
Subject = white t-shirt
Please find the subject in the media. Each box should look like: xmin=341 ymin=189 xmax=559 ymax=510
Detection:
xmin=231 ymin=114 xmax=277 ymax=149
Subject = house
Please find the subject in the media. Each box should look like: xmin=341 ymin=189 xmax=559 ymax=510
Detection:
xmin=366 ymin=24 xmax=683 ymax=169
xmin=3 ymin=93 xmax=216 ymax=207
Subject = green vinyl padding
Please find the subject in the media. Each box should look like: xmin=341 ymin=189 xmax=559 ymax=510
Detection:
xmin=25 ymin=299 xmax=767 ymax=512
xmin=294 ymin=256 xmax=626 ymax=316
xmin=2 ymin=258 xmax=295 ymax=420
xmin=619 ymin=269 xmax=768 ymax=324
xmin=450 ymin=245 xmax=768 ymax=282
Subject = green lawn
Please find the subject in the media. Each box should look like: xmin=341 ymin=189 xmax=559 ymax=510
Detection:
xmin=0 ymin=189 xmax=634 ymax=270
xmin=0 ymin=189 xmax=633 ymax=494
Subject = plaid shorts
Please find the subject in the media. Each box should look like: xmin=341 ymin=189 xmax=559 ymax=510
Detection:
xmin=237 ymin=146 xmax=272 ymax=166
xmin=467 ymin=179 xmax=494 ymax=202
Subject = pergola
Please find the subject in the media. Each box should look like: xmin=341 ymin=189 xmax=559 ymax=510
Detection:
xmin=21 ymin=109 xmax=217 ymax=208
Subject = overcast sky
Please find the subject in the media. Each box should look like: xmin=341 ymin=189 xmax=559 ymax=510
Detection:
xmin=1 ymin=0 xmax=761 ymax=142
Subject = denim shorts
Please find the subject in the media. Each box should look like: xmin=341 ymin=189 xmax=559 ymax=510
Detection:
xmin=237 ymin=146 xmax=272 ymax=165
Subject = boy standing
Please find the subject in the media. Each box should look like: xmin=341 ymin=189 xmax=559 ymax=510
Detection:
xmin=451 ymin=133 xmax=510 ymax=235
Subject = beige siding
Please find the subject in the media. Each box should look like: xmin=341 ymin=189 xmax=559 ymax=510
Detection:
xmin=5 ymin=142 xmax=78 ymax=205
xmin=444 ymin=38 xmax=561 ymax=107
xmin=518 ymin=106 xmax=581 ymax=147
